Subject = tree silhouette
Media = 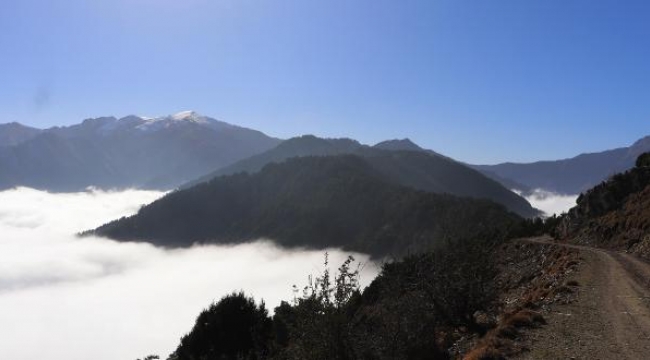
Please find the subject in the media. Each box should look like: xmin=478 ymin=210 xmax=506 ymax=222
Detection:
xmin=172 ymin=292 xmax=272 ymax=360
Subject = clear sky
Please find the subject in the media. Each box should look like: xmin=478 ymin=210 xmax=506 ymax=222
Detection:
xmin=1 ymin=0 xmax=649 ymax=164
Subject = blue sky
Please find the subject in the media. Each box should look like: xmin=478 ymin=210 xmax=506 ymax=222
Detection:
xmin=1 ymin=0 xmax=649 ymax=164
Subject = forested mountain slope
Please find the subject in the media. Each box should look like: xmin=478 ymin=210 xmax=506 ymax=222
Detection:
xmin=89 ymin=155 xmax=522 ymax=257
xmin=185 ymin=135 xmax=539 ymax=217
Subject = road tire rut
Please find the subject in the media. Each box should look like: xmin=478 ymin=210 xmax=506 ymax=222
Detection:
xmin=517 ymin=240 xmax=650 ymax=359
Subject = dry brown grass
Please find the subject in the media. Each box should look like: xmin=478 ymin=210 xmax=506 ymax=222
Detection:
xmin=463 ymin=345 xmax=506 ymax=360
xmin=552 ymin=285 xmax=574 ymax=296
xmin=503 ymin=309 xmax=546 ymax=328
xmin=566 ymin=279 xmax=580 ymax=287
xmin=463 ymin=309 xmax=545 ymax=359
xmin=522 ymin=287 xmax=550 ymax=304
xmin=566 ymin=260 xmax=580 ymax=268
xmin=493 ymin=325 xmax=518 ymax=339
xmin=464 ymin=239 xmax=580 ymax=359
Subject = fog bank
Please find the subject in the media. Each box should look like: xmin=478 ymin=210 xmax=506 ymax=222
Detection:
xmin=0 ymin=188 xmax=377 ymax=360
xmin=516 ymin=189 xmax=578 ymax=217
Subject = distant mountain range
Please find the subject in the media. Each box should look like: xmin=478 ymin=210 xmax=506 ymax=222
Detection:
xmin=9 ymin=111 xmax=648 ymax=218
xmin=88 ymin=155 xmax=522 ymax=257
xmin=184 ymin=135 xmax=539 ymax=217
xmin=474 ymin=136 xmax=650 ymax=195
xmin=0 ymin=111 xmax=539 ymax=216
xmin=0 ymin=111 xmax=280 ymax=191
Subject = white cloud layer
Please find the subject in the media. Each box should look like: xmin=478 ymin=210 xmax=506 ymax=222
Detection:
xmin=0 ymin=188 xmax=378 ymax=360
xmin=516 ymin=189 xmax=578 ymax=217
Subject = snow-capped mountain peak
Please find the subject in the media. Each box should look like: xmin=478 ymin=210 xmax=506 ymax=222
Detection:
xmin=89 ymin=111 xmax=230 ymax=135
xmin=171 ymin=110 xmax=200 ymax=121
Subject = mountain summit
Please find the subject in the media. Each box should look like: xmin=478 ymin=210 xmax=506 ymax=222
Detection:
xmin=373 ymin=138 xmax=422 ymax=151
xmin=0 ymin=112 xmax=280 ymax=191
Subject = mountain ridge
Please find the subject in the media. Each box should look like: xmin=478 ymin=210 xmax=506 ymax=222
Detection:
xmin=0 ymin=122 xmax=42 ymax=147
xmin=0 ymin=111 xmax=281 ymax=191
xmin=88 ymin=155 xmax=523 ymax=257
xmin=474 ymin=135 xmax=650 ymax=194
xmin=184 ymin=134 xmax=539 ymax=217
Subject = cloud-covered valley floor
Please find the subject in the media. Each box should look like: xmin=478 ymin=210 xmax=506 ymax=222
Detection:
xmin=517 ymin=189 xmax=578 ymax=217
xmin=0 ymin=188 xmax=377 ymax=360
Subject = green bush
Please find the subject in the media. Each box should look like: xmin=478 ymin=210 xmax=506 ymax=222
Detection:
xmin=636 ymin=152 xmax=650 ymax=168
xmin=171 ymin=292 xmax=272 ymax=360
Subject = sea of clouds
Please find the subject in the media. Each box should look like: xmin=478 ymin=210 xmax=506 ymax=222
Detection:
xmin=515 ymin=189 xmax=579 ymax=217
xmin=0 ymin=187 xmax=378 ymax=360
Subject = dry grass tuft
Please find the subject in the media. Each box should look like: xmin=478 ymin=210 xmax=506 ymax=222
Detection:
xmin=463 ymin=309 xmax=545 ymax=359
xmin=552 ymin=285 xmax=573 ymax=295
xmin=463 ymin=344 xmax=506 ymax=360
xmin=566 ymin=260 xmax=580 ymax=267
xmin=566 ymin=279 xmax=580 ymax=287
xmin=493 ymin=325 xmax=518 ymax=339
xmin=503 ymin=309 xmax=546 ymax=328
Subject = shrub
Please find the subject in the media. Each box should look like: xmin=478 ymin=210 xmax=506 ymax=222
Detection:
xmin=636 ymin=152 xmax=650 ymax=168
xmin=172 ymin=292 xmax=272 ymax=360
xmin=273 ymin=253 xmax=362 ymax=360
xmin=410 ymin=235 xmax=500 ymax=331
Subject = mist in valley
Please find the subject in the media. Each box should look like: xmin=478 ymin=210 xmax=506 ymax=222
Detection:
xmin=0 ymin=188 xmax=378 ymax=360
xmin=517 ymin=189 xmax=578 ymax=217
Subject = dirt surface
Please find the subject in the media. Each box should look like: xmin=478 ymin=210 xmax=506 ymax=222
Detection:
xmin=517 ymin=239 xmax=650 ymax=359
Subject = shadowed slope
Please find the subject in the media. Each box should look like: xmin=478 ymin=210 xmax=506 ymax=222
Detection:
xmin=185 ymin=135 xmax=539 ymax=217
xmin=89 ymin=155 xmax=522 ymax=257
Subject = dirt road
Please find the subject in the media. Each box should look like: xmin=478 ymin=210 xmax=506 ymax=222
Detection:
xmin=518 ymin=239 xmax=650 ymax=359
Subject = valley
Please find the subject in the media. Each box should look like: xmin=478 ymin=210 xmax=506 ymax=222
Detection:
xmin=2 ymin=111 xmax=649 ymax=359
xmin=0 ymin=187 xmax=378 ymax=360
xmin=4 ymin=2 xmax=650 ymax=359
xmin=2 ymin=109 xmax=649 ymax=359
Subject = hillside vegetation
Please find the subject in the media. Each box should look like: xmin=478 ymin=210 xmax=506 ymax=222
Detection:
xmin=161 ymin=234 xmax=581 ymax=360
xmin=184 ymin=135 xmax=539 ymax=217
xmin=558 ymin=152 xmax=650 ymax=259
xmin=168 ymin=235 xmax=500 ymax=360
xmin=90 ymin=155 xmax=522 ymax=258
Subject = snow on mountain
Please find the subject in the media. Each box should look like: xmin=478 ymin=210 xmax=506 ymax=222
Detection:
xmin=170 ymin=110 xmax=203 ymax=121
xmin=86 ymin=111 xmax=233 ymax=135
xmin=0 ymin=111 xmax=282 ymax=191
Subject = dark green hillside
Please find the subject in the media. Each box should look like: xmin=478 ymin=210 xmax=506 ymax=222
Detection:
xmin=182 ymin=135 xmax=364 ymax=188
xmin=358 ymin=149 xmax=539 ymax=217
xmin=183 ymin=135 xmax=539 ymax=217
xmin=89 ymin=155 xmax=521 ymax=257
